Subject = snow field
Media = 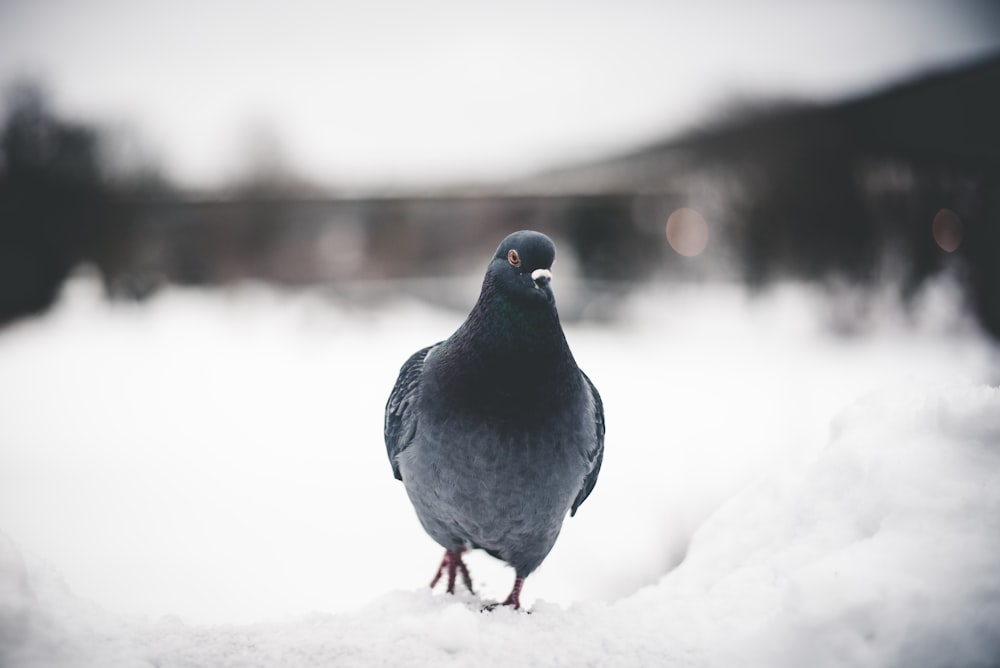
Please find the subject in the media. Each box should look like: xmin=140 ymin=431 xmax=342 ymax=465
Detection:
xmin=0 ymin=274 xmax=998 ymax=666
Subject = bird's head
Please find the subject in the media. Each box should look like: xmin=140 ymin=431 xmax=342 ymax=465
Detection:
xmin=487 ymin=230 xmax=557 ymax=305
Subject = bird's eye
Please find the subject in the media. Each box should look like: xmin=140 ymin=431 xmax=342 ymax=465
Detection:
xmin=508 ymin=249 xmax=521 ymax=266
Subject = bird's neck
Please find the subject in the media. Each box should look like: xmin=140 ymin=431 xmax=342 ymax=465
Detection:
xmin=463 ymin=287 xmax=569 ymax=366
xmin=434 ymin=282 xmax=579 ymax=407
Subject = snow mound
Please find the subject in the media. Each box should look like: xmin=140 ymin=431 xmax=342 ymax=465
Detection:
xmin=3 ymin=382 xmax=998 ymax=667
xmin=646 ymin=382 xmax=1000 ymax=667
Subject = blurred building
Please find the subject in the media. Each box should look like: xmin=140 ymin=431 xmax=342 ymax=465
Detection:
xmin=2 ymin=54 xmax=999 ymax=333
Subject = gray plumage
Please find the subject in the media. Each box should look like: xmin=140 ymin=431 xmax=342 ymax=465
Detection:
xmin=384 ymin=230 xmax=604 ymax=609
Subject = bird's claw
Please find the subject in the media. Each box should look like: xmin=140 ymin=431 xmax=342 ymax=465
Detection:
xmin=430 ymin=549 xmax=475 ymax=595
xmin=482 ymin=576 xmax=525 ymax=612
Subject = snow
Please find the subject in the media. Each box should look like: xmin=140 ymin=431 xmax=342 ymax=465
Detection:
xmin=1 ymin=274 xmax=999 ymax=667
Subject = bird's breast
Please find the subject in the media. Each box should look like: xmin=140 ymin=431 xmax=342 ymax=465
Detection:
xmin=429 ymin=350 xmax=582 ymax=421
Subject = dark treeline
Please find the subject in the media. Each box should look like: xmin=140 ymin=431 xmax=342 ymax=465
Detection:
xmin=687 ymin=54 xmax=1000 ymax=334
xmin=0 ymin=84 xmax=114 ymax=321
xmin=0 ymin=83 xmax=159 ymax=323
xmin=1 ymin=54 xmax=998 ymax=335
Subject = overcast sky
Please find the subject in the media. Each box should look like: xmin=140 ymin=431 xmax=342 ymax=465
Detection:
xmin=1 ymin=1 xmax=998 ymax=190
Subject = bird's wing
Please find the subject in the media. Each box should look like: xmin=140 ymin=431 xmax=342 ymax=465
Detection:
xmin=384 ymin=343 xmax=437 ymax=481
xmin=571 ymin=370 xmax=605 ymax=517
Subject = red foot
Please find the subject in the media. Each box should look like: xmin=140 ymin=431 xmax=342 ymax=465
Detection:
xmin=501 ymin=576 xmax=524 ymax=610
xmin=485 ymin=576 xmax=525 ymax=611
xmin=430 ymin=549 xmax=474 ymax=594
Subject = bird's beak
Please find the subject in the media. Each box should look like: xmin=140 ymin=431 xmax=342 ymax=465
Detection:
xmin=531 ymin=268 xmax=552 ymax=290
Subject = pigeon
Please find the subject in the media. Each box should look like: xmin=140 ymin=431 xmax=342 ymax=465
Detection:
xmin=384 ymin=230 xmax=605 ymax=610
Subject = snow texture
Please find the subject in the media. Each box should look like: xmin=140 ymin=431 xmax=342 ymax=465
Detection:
xmin=1 ymin=274 xmax=999 ymax=667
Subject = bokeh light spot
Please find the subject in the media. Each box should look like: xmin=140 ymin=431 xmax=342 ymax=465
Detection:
xmin=932 ymin=208 xmax=963 ymax=253
xmin=666 ymin=208 xmax=710 ymax=257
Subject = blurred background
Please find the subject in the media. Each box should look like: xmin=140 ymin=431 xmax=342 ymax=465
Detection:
xmin=1 ymin=0 xmax=1000 ymax=624
xmin=0 ymin=0 xmax=999 ymax=328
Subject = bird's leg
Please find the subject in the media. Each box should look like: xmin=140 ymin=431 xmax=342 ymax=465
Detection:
xmin=456 ymin=555 xmax=474 ymax=593
xmin=484 ymin=576 xmax=526 ymax=611
xmin=500 ymin=576 xmax=525 ymax=610
xmin=429 ymin=552 xmax=450 ymax=590
xmin=429 ymin=549 xmax=474 ymax=595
